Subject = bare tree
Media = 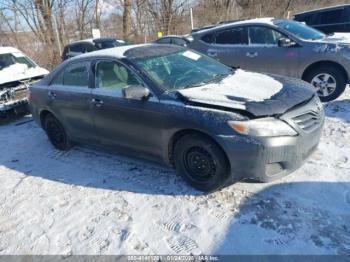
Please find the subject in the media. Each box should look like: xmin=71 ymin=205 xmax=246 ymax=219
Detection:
xmin=123 ymin=0 xmax=132 ymax=40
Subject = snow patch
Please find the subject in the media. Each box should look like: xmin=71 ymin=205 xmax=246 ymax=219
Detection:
xmin=178 ymin=69 xmax=283 ymax=106
xmin=0 ymin=64 xmax=48 ymax=85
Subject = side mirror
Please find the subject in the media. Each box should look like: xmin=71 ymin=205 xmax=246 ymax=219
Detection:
xmin=123 ymin=85 xmax=150 ymax=100
xmin=278 ymin=37 xmax=296 ymax=48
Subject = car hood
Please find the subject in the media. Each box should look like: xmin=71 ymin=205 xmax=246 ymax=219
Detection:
xmin=321 ymin=32 xmax=350 ymax=44
xmin=0 ymin=64 xmax=49 ymax=86
xmin=177 ymin=69 xmax=315 ymax=117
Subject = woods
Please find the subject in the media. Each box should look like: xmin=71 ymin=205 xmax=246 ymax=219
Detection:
xmin=0 ymin=0 xmax=349 ymax=68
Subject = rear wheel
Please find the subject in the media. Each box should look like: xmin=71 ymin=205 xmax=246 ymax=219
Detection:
xmin=305 ymin=66 xmax=347 ymax=102
xmin=44 ymin=114 xmax=72 ymax=150
xmin=173 ymin=133 xmax=230 ymax=192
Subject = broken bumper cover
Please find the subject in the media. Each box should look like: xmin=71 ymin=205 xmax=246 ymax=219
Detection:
xmin=216 ymin=121 xmax=323 ymax=182
xmin=0 ymin=98 xmax=29 ymax=115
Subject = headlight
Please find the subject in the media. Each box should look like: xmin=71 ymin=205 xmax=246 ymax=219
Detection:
xmin=228 ymin=117 xmax=298 ymax=137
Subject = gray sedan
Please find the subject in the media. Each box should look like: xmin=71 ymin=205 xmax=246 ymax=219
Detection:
xmin=29 ymin=45 xmax=324 ymax=191
xmin=189 ymin=18 xmax=350 ymax=102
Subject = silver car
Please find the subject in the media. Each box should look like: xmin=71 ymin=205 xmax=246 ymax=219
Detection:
xmin=189 ymin=18 xmax=350 ymax=102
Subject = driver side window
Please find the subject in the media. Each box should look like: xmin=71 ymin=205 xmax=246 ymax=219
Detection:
xmin=248 ymin=26 xmax=284 ymax=46
xmin=95 ymin=60 xmax=140 ymax=90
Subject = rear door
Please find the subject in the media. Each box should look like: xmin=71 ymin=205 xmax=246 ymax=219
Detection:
xmin=208 ymin=26 xmax=250 ymax=68
xmin=90 ymin=59 xmax=164 ymax=159
xmin=47 ymin=61 xmax=96 ymax=141
xmin=243 ymin=25 xmax=300 ymax=77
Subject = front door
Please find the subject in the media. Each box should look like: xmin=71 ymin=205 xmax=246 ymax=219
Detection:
xmin=90 ymin=59 xmax=164 ymax=159
xmin=243 ymin=26 xmax=300 ymax=77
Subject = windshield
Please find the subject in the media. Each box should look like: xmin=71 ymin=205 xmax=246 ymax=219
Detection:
xmin=0 ymin=52 xmax=36 ymax=71
xmin=276 ymin=20 xmax=325 ymax=40
xmin=133 ymin=50 xmax=233 ymax=91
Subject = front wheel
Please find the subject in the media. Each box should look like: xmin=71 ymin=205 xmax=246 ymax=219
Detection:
xmin=173 ymin=134 xmax=230 ymax=192
xmin=44 ymin=114 xmax=72 ymax=150
xmin=305 ymin=66 xmax=347 ymax=102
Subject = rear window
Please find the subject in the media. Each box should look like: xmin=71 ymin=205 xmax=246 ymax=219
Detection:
xmin=201 ymin=33 xmax=214 ymax=43
xmin=215 ymin=27 xmax=248 ymax=45
xmin=63 ymin=62 xmax=90 ymax=87
xmin=69 ymin=44 xmax=83 ymax=53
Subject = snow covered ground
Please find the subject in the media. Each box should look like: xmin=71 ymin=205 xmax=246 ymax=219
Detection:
xmin=0 ymin=90 xmax=349 ymax=255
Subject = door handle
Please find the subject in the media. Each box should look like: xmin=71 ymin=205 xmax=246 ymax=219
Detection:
xmin=48 ymin=91 xmax=56 ymax=100
xmin=91 ymin=98 xmax=104 ymax=107
xmin=208 ymin=51 xmax=217 ymax=57
xmin=246 ymin=52 xmax=258 ymax=58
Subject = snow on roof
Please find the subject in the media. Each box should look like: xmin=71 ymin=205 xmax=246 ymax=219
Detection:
xmin=0 ymin=47 xmax=22 ymax=55
xmin=193 ymin=17 xmax=277 ymax=34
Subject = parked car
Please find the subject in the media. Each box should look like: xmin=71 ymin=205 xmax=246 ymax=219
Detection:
xmin=62 ymin=37 xmax=128 ymax=61
xmin=0 ymin=47 xmax=48 ymax=118
xmin=294 ymin=4 xmax=350 ymax=34
xmin=29 ymin=45 xmax=324 ymax=191
xmin=189 ymin=17 xmax=350 ymax=102
xmin=153 ymin=35 xmax=190 ymax=47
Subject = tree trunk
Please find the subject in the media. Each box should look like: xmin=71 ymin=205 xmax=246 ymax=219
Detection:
xmin=123 ymin=0 xmax=132 ymax=41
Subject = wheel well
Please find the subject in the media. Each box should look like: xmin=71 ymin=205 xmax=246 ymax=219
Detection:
xmin=168 ymin=129 xmax=230 ymax=168
xmin=302 ymin=61 xmax=348 ymax=83
xmin=39 ymin=110 xmax=53 ymax=129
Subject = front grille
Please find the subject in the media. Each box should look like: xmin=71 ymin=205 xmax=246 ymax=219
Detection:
xmin=281 ymin=96 xmax=324 ymax=134
xmin=292 ymin=110 xmax=322 ymax=133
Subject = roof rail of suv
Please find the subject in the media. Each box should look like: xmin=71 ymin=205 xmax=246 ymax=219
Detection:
xmin=191 ymin=19 xmax=243 ymax=33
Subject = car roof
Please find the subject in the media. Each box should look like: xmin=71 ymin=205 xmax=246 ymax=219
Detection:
xmin=67 ymin=44 xmax=183 ymax=62
xmin=295 ymin=4 xmax=350 ymax=16
xmin=192 ymin=17 xmax=282 ymax=34
xmin=0 ymin=46 xmax=22 ymax=55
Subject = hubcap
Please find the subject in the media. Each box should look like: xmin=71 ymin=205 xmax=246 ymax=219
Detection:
xmin=311 ymin=73 xmax=336 ymax=97
xmin=183 ymin=147 xmax=216 ymax=182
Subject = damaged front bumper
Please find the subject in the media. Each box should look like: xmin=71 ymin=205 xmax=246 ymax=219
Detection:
xmin=216 ymin=96 xmax=325 ymax=182
xmin=0 ymin=81 xmax=36 ymax=117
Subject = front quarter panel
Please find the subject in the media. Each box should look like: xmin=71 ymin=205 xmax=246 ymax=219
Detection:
xmin=158 ymin=94 xmax=247 ymax=165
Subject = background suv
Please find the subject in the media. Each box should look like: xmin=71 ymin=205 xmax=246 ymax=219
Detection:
xmin=189 ymin=18 xmax=350 ymax=102
xmin=62 ymin=37 xmax=128 ymax=61
xmin=294 ymin=4 xmax=350 ymax=34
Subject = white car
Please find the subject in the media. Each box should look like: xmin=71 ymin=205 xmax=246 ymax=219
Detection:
xmin=0 ymin=47 xmax=49 ymax=117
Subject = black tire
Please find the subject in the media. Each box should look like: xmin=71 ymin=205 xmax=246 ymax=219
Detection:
xmin=304 ymin=65 xmax=347 ymax=102
xmin=173 ymin=133 xmax=230 ymax=192
xmin=44 ymin=114 xmax=72 ymax=150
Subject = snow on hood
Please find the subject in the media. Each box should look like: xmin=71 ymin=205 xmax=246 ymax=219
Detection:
xmin=0 ymin=63 xmax=49 ymax=85
xmin=312 ymin=33 xmax=350 ymax=53
xmin=323 ymin=32 xmax=350 ymax=43
xmin=179 ymin=70 xmax=282 ymax=109
xmin=178 ymin=69 xmax=316 ymax=116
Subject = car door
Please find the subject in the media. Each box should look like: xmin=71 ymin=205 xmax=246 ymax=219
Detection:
xmin=46 ymin=61 xmax=96 ymax=142
xmin=207 ymin=26 xmax=250 ymax=68
xmin=90 ymin=59 xmax=164 ymax=160
xmin=243 ymin=25 xmax=301 ymax=77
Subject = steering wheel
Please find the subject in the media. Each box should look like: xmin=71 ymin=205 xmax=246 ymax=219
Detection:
xmin=173 ymin=69 xmax=202 ymax=89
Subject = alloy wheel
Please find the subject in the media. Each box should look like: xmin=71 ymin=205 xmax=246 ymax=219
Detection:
xmin=311 ymin=73 xmax=337 ymax=97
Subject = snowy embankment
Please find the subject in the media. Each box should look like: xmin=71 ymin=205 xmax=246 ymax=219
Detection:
xmin=0 ymin=91 xmax=349 ymax=255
